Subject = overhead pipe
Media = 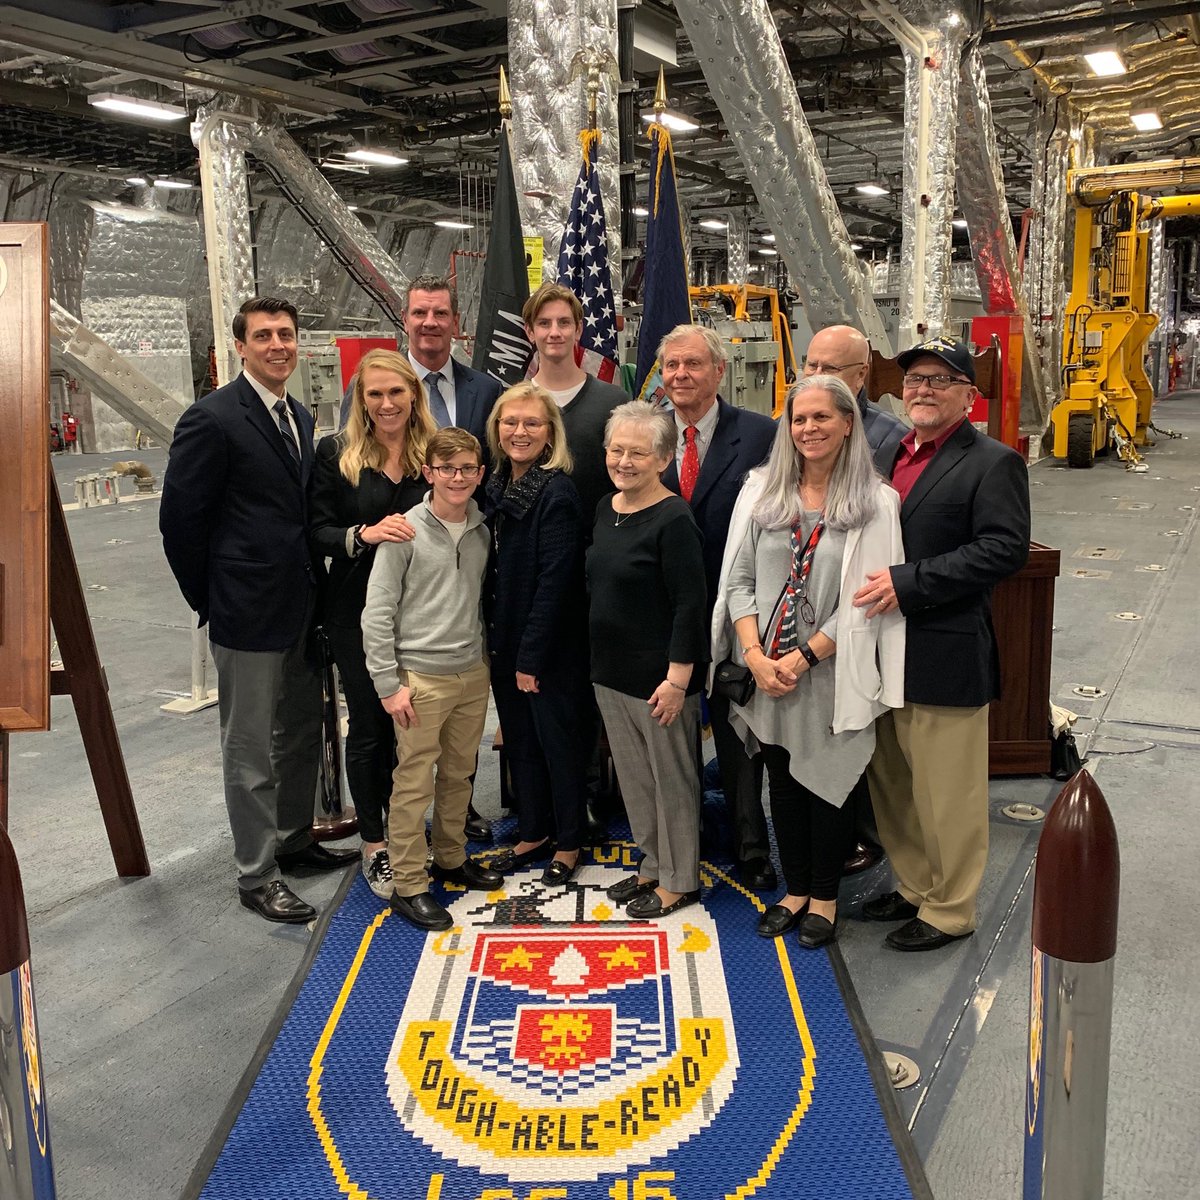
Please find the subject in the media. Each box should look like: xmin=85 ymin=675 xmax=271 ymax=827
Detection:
xmin=673 ymin=0 xmax=890 ymax=348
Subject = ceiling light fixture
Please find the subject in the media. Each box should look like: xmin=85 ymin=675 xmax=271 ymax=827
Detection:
xmin=320 ymin=158 xmax=370 ymax=175
xmin=152 ymin=178 xmax=192 ymax=190
xmin=850 ymin=242 xmax=864 ymax=251
xmin=88 ymin=93 xmax=188 ymax=122
xmin=640 ymin=111 xmax=700 ymax=134
xmin=1131 ymin=111 xmax=1163 ymax=132
xmin=758 ymin=248 xmax=778 ymax=256
xmin=762 ymin=233 xmax=776 ymax=243
xmin=1084 ymin=49 xmax=1127 ymax=77
xmin=699 ymin=218 xmax=728 ymax=231
xmin=434 ymin=219 xmax=473 ymax=230
xmin=952 ymin=217 xmax=969 ymax=229
xmin=125 ymin=176 xmax=148 ymax=187
xmin=632 ymin=206 xmax=650 ymax=217
xmin=345 ymin=148 xmax=409 ymax=166
xmin=855 ymin=183 xmax=889 ymax=197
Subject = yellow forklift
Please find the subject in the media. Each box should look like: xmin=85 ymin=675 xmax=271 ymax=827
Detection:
xmin=1051 ymin=159 xmax=1200 ymax=467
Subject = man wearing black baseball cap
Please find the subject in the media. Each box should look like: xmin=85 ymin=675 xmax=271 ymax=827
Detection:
xmin=851 ymin=335 xmax=1030 ymax=951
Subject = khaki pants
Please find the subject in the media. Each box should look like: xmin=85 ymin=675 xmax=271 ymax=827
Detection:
xmin=868 ymin=703 xmax=990 ymax=936
xmin=387 ymin=661 xmax=490 ymax=897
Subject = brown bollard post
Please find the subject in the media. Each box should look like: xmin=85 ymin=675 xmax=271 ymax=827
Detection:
xmin=0 ymin=826 xmax=59 ymax=1198
xmin=1024 ymin=769 xmax=1120 ymax=1199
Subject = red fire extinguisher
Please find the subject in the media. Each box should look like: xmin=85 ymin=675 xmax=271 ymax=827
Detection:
xmin=62 ymin=412 xmax=79 ymax=449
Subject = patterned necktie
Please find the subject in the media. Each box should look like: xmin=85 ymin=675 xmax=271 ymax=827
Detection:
xmin=273 ymin=399 xmax=300 ymax=462
xmin=680 ymin=425 xmax=699 ymax=502
xmin=425 ymin=371 xmax=452 ymax=428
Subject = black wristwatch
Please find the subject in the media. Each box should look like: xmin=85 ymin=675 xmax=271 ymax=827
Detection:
xmin=798 ymin=641 xmax=820 ymax=668
xmin=352 ymin=524 xmax=369 ymax=553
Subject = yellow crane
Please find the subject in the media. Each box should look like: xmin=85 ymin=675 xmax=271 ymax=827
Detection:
xmin=1052 ymin=159 xmax=1200 ymax=467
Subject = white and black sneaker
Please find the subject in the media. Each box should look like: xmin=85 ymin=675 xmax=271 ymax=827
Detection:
xmin=362 ymin=848 xmax=393 ymax=901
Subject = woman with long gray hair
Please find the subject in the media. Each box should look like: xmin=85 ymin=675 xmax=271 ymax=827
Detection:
xmin=710 ymin=375 xmax=906 ymax=948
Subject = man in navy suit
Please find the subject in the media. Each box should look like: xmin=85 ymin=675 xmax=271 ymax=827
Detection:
xmin=659 ymin=324 xmax=777 ymax=890
xmin=402 ymin=273 xmax=502 ymax=842
xmin=854 ymin=336 xmax=1029 ymax=951
xmin=160 ymin=297 xmax=355 ymax=924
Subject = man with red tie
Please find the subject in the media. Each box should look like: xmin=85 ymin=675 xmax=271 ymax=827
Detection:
xmin=659 ymin=324 xmax=777 ymax=889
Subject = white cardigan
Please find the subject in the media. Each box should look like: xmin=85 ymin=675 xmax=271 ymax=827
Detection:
xmin=709 ymin=470 xmax=906 ymax=735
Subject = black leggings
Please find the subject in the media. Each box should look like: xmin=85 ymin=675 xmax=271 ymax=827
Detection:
xmin=760 ymin=743 xmax=854 ymax=902
xmin=326 ymin=622 xmax=395 ymax=845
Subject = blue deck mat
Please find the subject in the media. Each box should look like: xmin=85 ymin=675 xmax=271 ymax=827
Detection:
xmin=190 ymin=830 xmax=927 ymax=1200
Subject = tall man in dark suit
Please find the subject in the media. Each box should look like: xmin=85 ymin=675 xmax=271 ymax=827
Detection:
xmin=803 ymin=323 xmax=908 ymax=874
xmin=659 ymin=324 xmax=777 ymax=889
xmin=853 ymin=336 xmax=1030 ymax=951
xmin=402 ymin=273 xmax=502 ymax=843
xmin=160 ymin=297 xmax=355 ymax=924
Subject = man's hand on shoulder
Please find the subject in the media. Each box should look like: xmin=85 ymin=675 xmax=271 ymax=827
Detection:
xmin=853 ymin=567 xmax=899 ymax=617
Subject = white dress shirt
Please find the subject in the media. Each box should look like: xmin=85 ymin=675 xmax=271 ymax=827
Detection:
xmin=243 ymin=369 xmax=301 ymax=449
xmin=409 ymin=353 xmax=457 ymax=425
xmin=674 ymin=398 xmax=722 ymax=474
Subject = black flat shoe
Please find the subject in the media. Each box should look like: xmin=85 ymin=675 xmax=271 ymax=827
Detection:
xmin=433 ymin=859 xmax=504 ymax=890
xmin=541 ymin=858 xmax=578 ymax=886
xmin=861 ymin=890 xmax=920 ymax=922
xmin=239 ymin=880 xmax=316 ymax=924
xmin=465 ymin=805 xmax=493 ymax=843
xmin=276 ymin=842 xmax=357 ymax=872
xmin=797 ymin=913 xmax=838 ymax=949
xmin=885 ymin=917 xmax=972 ymax=952
xmin=739 ymin=859 xmax=779 ymax=891
xmin=626 ymin=889 xmax=701 ymax=920
xmin=607 ymin=875 xmax=658 ymax=904
xmin=492 ymin=840 xmax=552 ymax=873
xmin=390 ymin=890 xmax=452 ymax=931
xmin=756 ymin=902 xmax=807 ymax=939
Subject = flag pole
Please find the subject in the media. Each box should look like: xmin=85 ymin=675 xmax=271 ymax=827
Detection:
xmin=498 ymin=63 xmax=512 ymax=123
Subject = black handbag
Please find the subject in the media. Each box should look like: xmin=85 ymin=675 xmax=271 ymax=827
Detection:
xmin=712 ymin=659 xmax=755 ymax=707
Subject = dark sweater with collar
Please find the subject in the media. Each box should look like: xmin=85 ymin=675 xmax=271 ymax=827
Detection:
xmin=557 ymin=374 xmax=629 ymax=530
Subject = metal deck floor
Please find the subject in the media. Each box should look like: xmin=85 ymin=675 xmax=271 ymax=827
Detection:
xmin=9 ymin=397 xmax=1200 ymax=1198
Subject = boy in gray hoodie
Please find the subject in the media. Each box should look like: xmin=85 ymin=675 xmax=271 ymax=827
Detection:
xmin=362 ymin=427 xmax=503 ymax=929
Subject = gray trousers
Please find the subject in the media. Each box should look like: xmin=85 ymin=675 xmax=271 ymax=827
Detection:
xmin=212 ymin=632 xmax=323 ymax=890
xmin=595 ymin=684 xmax=701 ymax=893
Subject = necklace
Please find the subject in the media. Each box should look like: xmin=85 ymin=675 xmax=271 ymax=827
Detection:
xmin=614 ymin=508 xmax=638 ymax=527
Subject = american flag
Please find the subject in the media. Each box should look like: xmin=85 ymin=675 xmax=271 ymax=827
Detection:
xmin=556 ymin=131 xmax=619 ymax=382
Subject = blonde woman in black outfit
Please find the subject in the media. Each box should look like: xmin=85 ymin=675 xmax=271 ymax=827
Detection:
xmin=309 ymin=349 xmax=435 ymax=899
xmin=587 ymin=401 xmax=708 ymax=919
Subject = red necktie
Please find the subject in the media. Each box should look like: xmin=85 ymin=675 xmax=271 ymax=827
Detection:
xmin=680 ymin=425 xmax=699 ymax=502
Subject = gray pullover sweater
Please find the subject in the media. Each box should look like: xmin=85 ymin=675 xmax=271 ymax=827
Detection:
xmin=361 ymin=493 xmax=488 ymax=698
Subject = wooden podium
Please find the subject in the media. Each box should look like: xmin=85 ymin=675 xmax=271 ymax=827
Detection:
xmin=0 ymin=222 xmax=148 ymax=876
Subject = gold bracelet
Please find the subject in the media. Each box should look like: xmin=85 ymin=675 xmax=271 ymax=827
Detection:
xmin=742 ymin=642 xmax=763 ymax=655
xmin=665 ymin=679 xmax=686 ymax=692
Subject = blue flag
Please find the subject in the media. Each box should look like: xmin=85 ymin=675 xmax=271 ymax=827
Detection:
xmin=556 ymin=129 xmax=619 ymax=382
xmin=634 ymin=122 xmax=691 ymax=402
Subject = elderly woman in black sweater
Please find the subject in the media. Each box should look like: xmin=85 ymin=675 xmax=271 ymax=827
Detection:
xmin=484 ymin=382 xmax=588 ymax=885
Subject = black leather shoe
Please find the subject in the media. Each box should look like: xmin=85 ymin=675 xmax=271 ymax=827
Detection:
xmin=843 ymin=841 xmax=884 ymax=876
xmin=585 ymin=802 xmax=608 ymax=843
xmin=738 ymin=859 xmax=778 ymax=891
xmin=797 ymin=913 xmax=838 ymax=949
xmin=756 ymin=902 xmax=806 ymax=939
xmin=886 ymin=917 xmax=971 ymax=952
xmin=433 ymin=859 xmax=504 ymax=890
xmin=390 ymin=890 xmax=452 ymax=931
xmin=239 ymin=880 xmax=316 ymax=924
xmin=627 ymin=889 xmax=701 ymax=920
xmin=861 ymin=890 xmax=920 ymax=922
xmin=492 ymin=839 xmax=552 ymax=873
xmin=607 ymin=875 xmax=658 ymax=904
xmin=542 ymin=857 xmax=578 ymax=887
xmin=277 ymin=841 xmax=357 ymax=872
xmin=465 ymin=805 xmax=493 ymax=843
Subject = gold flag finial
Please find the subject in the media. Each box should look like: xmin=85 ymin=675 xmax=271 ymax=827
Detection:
xmin=654 ymin=66 xmax=667 ymax=114
xmin=498 ymin=64 xmax=512 ymax=120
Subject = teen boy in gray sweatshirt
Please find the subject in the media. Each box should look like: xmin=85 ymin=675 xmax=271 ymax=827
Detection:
xmin=362 ymin=427 xmax=503 ymax=930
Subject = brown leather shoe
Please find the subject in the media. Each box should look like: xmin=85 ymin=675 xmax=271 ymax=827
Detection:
xmin=239 ymin=880 xmax=316 ymax=924
xmin=843 ymin=841 xmax=883 ymax=876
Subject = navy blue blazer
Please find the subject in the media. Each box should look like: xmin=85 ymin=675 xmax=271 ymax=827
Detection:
xmin=160 ymin=373 xmax=321 ymax=652
xmin=451 ymin=359 xmax=503 ymax=453
xmin=663 ymin=397 xmax=777 ymax=614
xmin=876 ymin=420 xmax=1030 ymax=708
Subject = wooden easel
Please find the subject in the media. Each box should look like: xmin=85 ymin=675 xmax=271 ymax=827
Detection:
xmin=0 ymin=221 xmax=148 ymax=877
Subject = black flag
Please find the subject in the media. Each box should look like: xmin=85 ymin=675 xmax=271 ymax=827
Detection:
xmin=472 ymin=123 xmax=534 ymax=385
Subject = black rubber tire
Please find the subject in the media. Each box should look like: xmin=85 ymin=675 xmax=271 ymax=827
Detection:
xmin=1066 ymin=413 xmax=1095 ymax=469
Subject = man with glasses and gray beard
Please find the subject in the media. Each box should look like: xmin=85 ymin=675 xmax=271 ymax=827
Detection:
xmin=852 ymin=337 xmax=1029 ymax=952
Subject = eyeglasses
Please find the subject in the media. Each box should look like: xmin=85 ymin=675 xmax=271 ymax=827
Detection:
xmin=429 ymin=464 xmax=482 ymax=479
xmin=605 ymin=446 xmax=653 ymax=462
xmin=902 ymin=373 xmax=971 ymax=391
xmin=803 ymin=359 xmax=866 ymax=376
xmin=498 ymin=417 xmax=548 ymax=432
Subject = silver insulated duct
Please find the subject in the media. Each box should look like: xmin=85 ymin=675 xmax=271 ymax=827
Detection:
xmin=957 ymin=44 xmax=1049 ymax=429
xmin=674 ymin=0 xmax=889 ymax=350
